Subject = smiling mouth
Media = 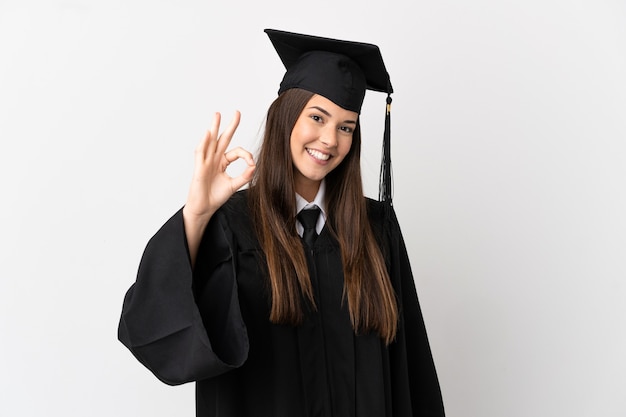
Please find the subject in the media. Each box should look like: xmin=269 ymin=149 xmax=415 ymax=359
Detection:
xmin=306 ymin=148 xmax=330 ymax=161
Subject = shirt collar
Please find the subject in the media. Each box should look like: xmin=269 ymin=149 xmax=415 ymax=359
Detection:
xmin=296 ymin=180 xmax=327 ymax=215
xmin=295 ymin=180 xmax=327 ymax=235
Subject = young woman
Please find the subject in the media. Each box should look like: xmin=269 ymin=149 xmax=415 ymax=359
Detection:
xmin=119 ymin=29 xmax=445 ymax=417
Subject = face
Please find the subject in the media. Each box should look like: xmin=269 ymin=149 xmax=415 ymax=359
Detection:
xmin=290 ymin=94 xmax=358 ymax=200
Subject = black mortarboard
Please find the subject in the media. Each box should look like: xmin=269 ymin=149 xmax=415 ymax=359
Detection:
xmin=265 ymin=28 xmax=395 ymax=206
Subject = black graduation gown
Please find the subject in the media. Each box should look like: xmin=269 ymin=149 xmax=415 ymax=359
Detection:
xmin=118 ymin=191 xmax=445 ymax=417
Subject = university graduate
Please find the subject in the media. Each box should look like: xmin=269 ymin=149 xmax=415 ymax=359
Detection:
xmin=118 ymin=29 xmax=445 ymax=417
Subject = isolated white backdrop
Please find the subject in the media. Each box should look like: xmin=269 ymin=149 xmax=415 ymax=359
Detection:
xmin=1 ymin=0 xmax=625 ymax=416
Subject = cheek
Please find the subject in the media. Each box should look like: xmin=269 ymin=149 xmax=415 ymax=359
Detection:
xmin=289 ymin=123 xmax=309 ymax=149
xmin=289 ymin=126 xmax=301 ymax=149
xmin=338 ymin=138 xmax=353 ymax=158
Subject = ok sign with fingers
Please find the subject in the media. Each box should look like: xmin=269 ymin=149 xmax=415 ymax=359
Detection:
xmin=182 ymin=111 xmax=256 ymax=265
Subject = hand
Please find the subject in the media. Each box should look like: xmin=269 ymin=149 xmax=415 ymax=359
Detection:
xmin=183 ymin=111 xmax=255 ymax=233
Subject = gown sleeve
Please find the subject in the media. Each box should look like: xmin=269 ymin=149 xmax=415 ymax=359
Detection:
xmin=117 ymin=208 xmax=249 ymax=386
xmin=385 ymin=207 xmax=446 ymax=416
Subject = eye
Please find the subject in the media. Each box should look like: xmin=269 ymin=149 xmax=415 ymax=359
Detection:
xmin=339 ymin=125 xmax=354 ymax=134
xmin=310 ymin=114 xmax=323 ymax=123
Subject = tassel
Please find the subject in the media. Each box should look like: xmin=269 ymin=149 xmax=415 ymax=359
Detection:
xmin=379 ymin=93 xmax=393 ymax=206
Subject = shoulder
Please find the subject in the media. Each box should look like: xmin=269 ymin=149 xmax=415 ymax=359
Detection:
xmin=219 ymin=189 xmax=250 ymax=215
xmin=212 ymin=189 xmax=258 ymax=248
xmin=364 ymin=198 xmax=404 ymax=247
xmin=365 ymin=198 xmax=400 ymax=228
xmin=365 ymin=197 xmax=385 ymax=222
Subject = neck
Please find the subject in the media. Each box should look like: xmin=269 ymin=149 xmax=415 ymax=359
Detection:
xmin=295 ymin=178 xmax=321 ymax=202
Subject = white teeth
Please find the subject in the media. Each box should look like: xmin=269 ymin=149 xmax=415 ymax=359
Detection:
xmin=307 ymin=148 xmax=330 ymax=161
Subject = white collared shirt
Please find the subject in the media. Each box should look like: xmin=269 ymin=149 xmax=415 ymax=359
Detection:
xmin=295 ymin=180 xmax=327 ymax=237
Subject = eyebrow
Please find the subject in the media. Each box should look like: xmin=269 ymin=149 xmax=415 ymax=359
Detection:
xmin=308 ymin=106 xmax=357 ymax=124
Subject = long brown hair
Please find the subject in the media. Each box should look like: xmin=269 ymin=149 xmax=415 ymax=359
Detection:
xmin=248 ymin=88 xmax=398 ymax=344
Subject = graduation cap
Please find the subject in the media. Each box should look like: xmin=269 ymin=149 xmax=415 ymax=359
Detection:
xmin=265 ymin=28 xmax=394 ymax=206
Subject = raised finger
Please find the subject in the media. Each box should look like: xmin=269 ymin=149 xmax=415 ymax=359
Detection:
xmin=215 ymin=111 xmax=241 ymax=155
xmin=195 ymin=112 xmax=222 ymax=161
xmin=205 ymin=112 xmax=222 ymax=157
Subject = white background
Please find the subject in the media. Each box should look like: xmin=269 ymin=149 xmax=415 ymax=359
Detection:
xmin=1 ymin=0 xmax=625 ymax=416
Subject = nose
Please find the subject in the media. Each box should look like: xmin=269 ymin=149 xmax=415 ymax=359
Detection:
xmin=320 ymin=126 xmax=338 ymax=148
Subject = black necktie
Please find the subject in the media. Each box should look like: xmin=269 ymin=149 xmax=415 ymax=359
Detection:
xmin=297 ymin=206 xmax=321 ymax=247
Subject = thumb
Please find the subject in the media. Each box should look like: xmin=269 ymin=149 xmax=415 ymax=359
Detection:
xmin=230 ymin=165 xmax=256 ymax=190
